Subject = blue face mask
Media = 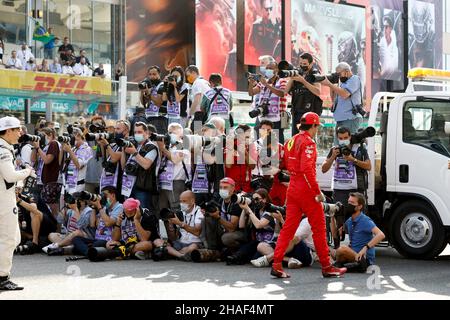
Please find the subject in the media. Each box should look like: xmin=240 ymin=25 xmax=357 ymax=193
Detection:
xmin=169 ymin=133 xmax=178 ymax=145
xmin=339 ymin=139 xmax=351 ymax=146
xmin=264 ymin=69 xmax=274 ymax=79
xmin=106 ymin=198 xmax=112 ymax=208
xmin=134 ymin=134 xmax=145 ymax=143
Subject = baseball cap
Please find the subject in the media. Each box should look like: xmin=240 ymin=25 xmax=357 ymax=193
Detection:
xmin=220 ymin=177 xmax=236 ymax=187
xmin=123 ymin=198 xmax=141 ymax=211
xmin=300 ymin=112 xmax=322 ymax=126
xmin=0 ymin=116 xmax=21 ymax=131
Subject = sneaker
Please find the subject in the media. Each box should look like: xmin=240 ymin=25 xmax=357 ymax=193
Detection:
xmin=225 ymin=255 xmax=238 ymax=265
xmin=42 ymin=243 xmax=58 ymax=254
xmin=251 ymin=255 xmax=270 ymax=268
xmin=134 ymin=251 xmax=146 ymax=260
xmin=270 ymin=262 xmax=290 ymax=278
xmin=47 ymin=247 xmax=64 ymax=256
xmin=310 ymin=251 xmax=318 ymax=265
xmin=322 ymin=265 xmax=347 ymax=278
xmin=0 ymin=278 xmax=24 ymax=291
xmin=287 ymin=257 xmax=303 ymax=269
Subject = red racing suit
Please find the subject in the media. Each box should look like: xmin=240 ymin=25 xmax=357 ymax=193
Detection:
xmin=273 ymin=131 xmax=331 ymax=268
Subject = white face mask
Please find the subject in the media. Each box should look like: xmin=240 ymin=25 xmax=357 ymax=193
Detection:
xmin=339 ymin=139 xmax=351 ymax=147
xmin=264 ymin=69 xmax=274 ymax=79
xmin=180 ymin=203 xmax=190 ymax=212
xmin=219 ymin=189 xmax=230 ymax=199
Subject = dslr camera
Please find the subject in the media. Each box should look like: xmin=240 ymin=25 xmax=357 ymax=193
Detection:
xmin=245 ymin=72 xmax=261 ymax=82
xmin=264 ymin=203 xmax=286 ymax=216
xmin=89 ymin=123 xmax=106 ymax=134
xmin=231 ymin=194 xmax=252 ymax=206
xmin=336 ymin=145 xmax=352 ymax=157
xmin=85 ymin=132 xmax=112 ymax=142
xmin=115 ymin=137 xmax=134 ymax=148
xmin=125 ymin=162 xmax=139 ymax=176
xmin=200 ymin=199 xmax=221 ymax=216
xmin=138 ymin=78 xmax=152 ymax=90
xmin=249 ymin=102 xmax=270 ymax=119
xmin=159 ymin=208 xmax=184 ymax=221
xmin=250 ymin=176 xmax=273 ymax=191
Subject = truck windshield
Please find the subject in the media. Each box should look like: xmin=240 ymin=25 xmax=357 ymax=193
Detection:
xmin=403 ymin=100 xmax=450 ymax=158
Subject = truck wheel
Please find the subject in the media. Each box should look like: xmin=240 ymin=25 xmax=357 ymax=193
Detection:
xmin=391 ymin=200 xmax=446 ymax=259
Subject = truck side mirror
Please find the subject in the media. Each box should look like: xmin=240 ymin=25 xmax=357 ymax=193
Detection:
xmin=445 ymin=122 xmax=450 ymax=135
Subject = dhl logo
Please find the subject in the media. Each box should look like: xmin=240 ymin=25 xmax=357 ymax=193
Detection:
xmin=22 ymin=76 xmax=102 ymax=95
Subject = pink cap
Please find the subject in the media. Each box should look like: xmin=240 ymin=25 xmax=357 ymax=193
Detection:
xmin=123 ymin=198 xmax=140 ymax=211
xmin=220 ymin=177 xmax=236 ymax=187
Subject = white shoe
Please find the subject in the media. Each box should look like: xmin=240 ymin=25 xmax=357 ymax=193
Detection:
xmin=42 ymin=243 xmax=58 ymax=254
xmin=311 ymin=250 xmax=318 ymax=265
xmin=288 ymin=257 xmax=303 ymax=269
xmin=251 ymin=255 xmax=270 ymax=268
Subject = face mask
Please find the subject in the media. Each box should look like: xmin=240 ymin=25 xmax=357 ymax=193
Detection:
xmin=345 ymin=203 xmax=357 ymax=215
xmin=300 ymin=65 xmax=309 ymax=72
xmin=170 ymin=133 xmax=178 ymax=145
xmin=260 ymin=66 xmax=267 ymax=74
xmin=339 ymin=139 xmax=351 ymax=146
xmin=134 ymin=134 xmax=145 ymax=143
xmin=176 ymin=76 xmax=182 ymax=83
xmin=252 ymin=201 xmax=264 ymax=211
xmin=340 ymin=76 xmax=349 ymax=83
xmin=45 ymin=137 xmax=49 ymax=145
xmin=180 ymin=203 xmax=190 ymax=212
xmin=264 ymin=69 xmax=274 ymax=79
xmin=219 ymin=189 xmax=230 ymax=199
xmin=106 ymin=198 xmax=112 ymax=208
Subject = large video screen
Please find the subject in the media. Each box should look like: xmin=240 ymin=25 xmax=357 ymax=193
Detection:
xmin=244 ymin=0 xmax=282 ymax=66
xmin=196 ymin=0 xmax=237 ymax=90
xmin=291 ymin=0 xmax=367 ymax=103
xmin=408 ymin=0 xmax=443 ymax=69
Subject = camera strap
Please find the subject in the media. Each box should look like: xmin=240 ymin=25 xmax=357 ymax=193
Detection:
xmin=181 ymin=159 xmax=191 ymax=183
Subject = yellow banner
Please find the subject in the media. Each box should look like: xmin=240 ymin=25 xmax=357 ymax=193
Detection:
xmin=0 ymin=69 xmax=112 ymax=96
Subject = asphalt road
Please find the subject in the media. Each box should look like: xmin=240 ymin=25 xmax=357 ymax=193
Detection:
xmin=2 ymin=245 xmax=450 ymax=300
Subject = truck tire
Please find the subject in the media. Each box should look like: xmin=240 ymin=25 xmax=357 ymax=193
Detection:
xmin=390 ymin=200 xmax=446 ymax=259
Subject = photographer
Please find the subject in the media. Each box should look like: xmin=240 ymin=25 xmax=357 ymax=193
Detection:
xmin=62 ymin=127 xmax=93 ymax=194
xmin=185 ymin=65 xmax=210 ymax=132
xmin=139 ymin=66 xmax=166 ymax=134
xmin=98 ymin=120 xmax=130 ymax=194
xmin=161 ymin=66 xmax=190 ymax=127
xmin=203 ymin=178 xmax=243 ymax=251
xmin=320 ymin=62 xmax=363 ymax=138
xmin=120 ymin=122 xmax=159 ymax=211
xmin=321 ymin=127 xmax=371 ymax=248
xmin=17 ymin=126 xmax=35 ymax=167
xmin=200 ymin=73 xmax=233 ymax=131
xmin=85 ymin=116 xmax=107 ymax=194
xmin=248 ymin=56 xmax=287 ymax=144
xmin=224 ymin=124 xmax=255 ymax=193
xmin=15 ymin=190 xmax=57 ymax=255
xmin=33 ymin=127 xmax=63 ymax=218
xmin=109 ymin=198 xmax=159 ymax=260
xmin=225 ymin=189 xmax=282 ymax=265
xmin=72 ymin=186 xmax=123 ymax=256
xmin=285 ymin=53 xmax=323 ymax=136
xmin=334 ymin=193 xmax=385 ymax=272
xmin=157 ymin=123 xmax=191 ymax=212
xmin=43 ymin=196 xmax=95 ymax=255
xmin=163 ymin=191 xmax=204 ymax=261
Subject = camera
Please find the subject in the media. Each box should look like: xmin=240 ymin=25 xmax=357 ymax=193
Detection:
xmin=250 ymin=176 xmax=273 ymax=191
xmin=350 ymin=126 xmax=375 ymax=145
xmin=245 ymin=72 xmax=261 ymax=82
xmin=314 ymin=72 xmax=340 ymax=84
xmin=115 ymin=138 xmax=134 ymax=148
xmin=159 ymin=208 xmax=184 ymax=221
xmin=18 ymin=134 xmax=41 ymax=144
xmin=264 ymin=203 xmax=286 ymax=216
xmin=58 ymin=135 xmax=75 ymax=145
xmin=89 ymin=123 xmax=106 ymax=134
xmin=138 ymin=78 xmax=152 ymax=90
xmin=102 ymin=160 xmax=117 ymax=174
xmin=231 ymin=194 xmax=252 ymax=206
xmin=150 ymin=132 xmax=171 ymax=145
xmin=337 ymin=145 xmax=352 ymax=157
xmin=85 ymin=132 xmax=112 ymax=142
xmin=277 ymin=171 xmax=290 ymax=183
xmin=323 ymin=201 xmax=344 ymax=217
xmin=125 ymin=162 xmax=139 ymax=176
xmin=249 ymin=103 xmax=270 ymax=119
xmin=200 ymin=199 xmax=221 ymax=215
xmin=78 ymin=191 xmax=103 ymax=203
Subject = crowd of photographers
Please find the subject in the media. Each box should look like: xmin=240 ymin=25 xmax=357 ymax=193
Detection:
xmin=11 ymin=55 xmax=384 ymax=274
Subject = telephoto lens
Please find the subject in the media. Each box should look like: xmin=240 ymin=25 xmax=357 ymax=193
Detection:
xmin=18 ymin=134 xmax=41 ymax=144
xmin=231 ymin=194 xmax=252 ymax=206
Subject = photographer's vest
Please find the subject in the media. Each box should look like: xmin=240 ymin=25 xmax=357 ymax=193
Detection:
xmin=192 ymin=153 xmax=209 ymax=194
xmin=100 ymin=144 xmax=121 ymax=190
xmin=257 ymin=80 xmax=282 ymax=122
xmin=204 ymin=87 xmax=231 ymax=121
xmin=291 ymin=70 xmax=323 ymax=116
xmin=122 ymin=140 xmax=159 ymax=197
xmin=66 ymin=142 xmax=93 ymax=194
xmin=332 ymin=144 xmax=367 ymax=191
xmin=145 ymin=82 xmax=163 ymax=118
xmin=158 ymin=148 xmax=190 ymax=191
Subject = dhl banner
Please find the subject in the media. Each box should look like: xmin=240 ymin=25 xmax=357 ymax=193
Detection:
xmin=0 ymin=69 xmax=112 ymax=96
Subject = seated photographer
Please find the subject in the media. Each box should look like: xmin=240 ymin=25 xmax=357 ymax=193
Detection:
xmin=72 ymin=186 xmax=123 ymax=256
xmin=203 ymin=178 xmax=243 ymax=251
xmin=98 ymin=119 xmax=130 ymax=194
xmin=200 ymin=73 xmax=233 ymax=131
xmin=225 ymin=189 xmax=282 ymax=265
xmin=320 ymin=62 xmax=363 ymax=137
xmin=163 ymin=191 xmax=204 ymax=261
xmin=62 ymin=127 xmax=93 ymax=194
xmin=120 ymin=122 xmax=159 ymax=211
xmin=157 ymin=123 xmax=191 ymax=212
xmin=334 ymin=193 xmax=385 ymax=272
xmin=321 ymin=126 xmax=371 ymax=248
xmin=248 ymin=56 xmax=287 ymax=144
xmin=43 ymin=196 xmax=96 ymax=255
xmin=224 ymin=124 xmax=255 ymax=193
xmin=161 ymin=66 xmax=189 ymax=127
xmin=108 ymin=198 xmax=159 ymax=260
xmin=15 ymin=190 xmax=57 ymax=254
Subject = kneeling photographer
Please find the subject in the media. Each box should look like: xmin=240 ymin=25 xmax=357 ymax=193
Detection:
xmin=284 ymin=53 xmax=323 ymax=136
xmin=108 ymin=198 xmax=159 ymax=260
xmin=225 ymin=189 xmax=283 ymax=265
xmin=72 ymin=186 xmax=123 ymax=257
xmin=161 ymin=191 xmax=204 ymax=261
xmin=61 ymin=127 xmax=93 ymax=194
xmin=120 ymin=122 xmax=159 ymax=211
xmin=321 ymin=126 xmax=372 ymax=248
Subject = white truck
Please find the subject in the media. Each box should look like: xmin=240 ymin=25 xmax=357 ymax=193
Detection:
xmin=318 ymin=68 xmax=450 ymax=259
